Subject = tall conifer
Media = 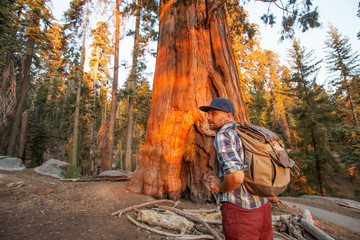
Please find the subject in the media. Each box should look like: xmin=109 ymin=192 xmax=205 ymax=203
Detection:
xmin=287 ymin=39 xmax=336 ymax=196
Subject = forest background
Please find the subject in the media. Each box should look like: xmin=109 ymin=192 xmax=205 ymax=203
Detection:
xmin=0 ymin=0 xmax=359 ymax=201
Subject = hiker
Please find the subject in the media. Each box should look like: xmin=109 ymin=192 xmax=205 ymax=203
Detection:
xmin=200 ymin=97 xmax=273 ymax=240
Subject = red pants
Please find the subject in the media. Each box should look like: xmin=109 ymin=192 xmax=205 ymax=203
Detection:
xmin=221 ymin=201 xmax=273 ymax=240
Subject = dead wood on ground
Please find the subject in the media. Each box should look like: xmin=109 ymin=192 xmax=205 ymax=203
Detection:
xmin=111 ymin=199 xmax=177 ymax=216
xmin=111 ymin=200 xmax=338 ymax=240
xmin=126 ymin=214 xmax=215 ymax=239
xmin=300 ymin=209 xmax=335 ymax=240
xmin=61 ymin=175 xmax=131 ymax=182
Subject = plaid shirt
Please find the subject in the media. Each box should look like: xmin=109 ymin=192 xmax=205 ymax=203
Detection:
xmin=214 ymin=121 xmax=268 ymax=209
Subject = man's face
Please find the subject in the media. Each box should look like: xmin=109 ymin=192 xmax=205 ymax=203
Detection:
xmin=207 ymin=109 xmax=231 ymax=131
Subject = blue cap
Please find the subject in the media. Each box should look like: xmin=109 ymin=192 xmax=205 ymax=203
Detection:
xmin=199 ymin=97 xmax=235 ymax=116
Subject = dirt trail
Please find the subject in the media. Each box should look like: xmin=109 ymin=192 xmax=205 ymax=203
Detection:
xmin=283 ymin=201 xmax=360 ymax=234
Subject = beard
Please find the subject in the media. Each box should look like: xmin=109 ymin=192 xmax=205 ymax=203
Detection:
xmin=208 ymin=118 xmax=226 ymax=131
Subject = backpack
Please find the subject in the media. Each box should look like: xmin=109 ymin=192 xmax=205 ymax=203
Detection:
xmin=234 ymin=123 xmax=299 ymax=197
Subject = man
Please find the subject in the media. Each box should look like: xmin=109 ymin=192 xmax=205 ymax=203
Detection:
xmin=199 ymin=97 xmax=273 ymax=240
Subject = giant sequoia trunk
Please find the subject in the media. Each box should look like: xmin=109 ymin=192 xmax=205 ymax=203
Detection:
xmin=127 ymin=0 xmax=249 ymax=202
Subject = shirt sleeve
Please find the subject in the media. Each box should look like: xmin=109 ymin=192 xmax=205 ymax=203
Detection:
xmin=216 ymin=130 xmax=246 ymax=175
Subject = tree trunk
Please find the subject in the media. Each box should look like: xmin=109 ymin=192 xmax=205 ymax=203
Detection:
xmin=18 ymin=109 xmax=29 ymax=159
xmin=7 ymin=37 xmax=35 ymax=156
xmin=72 ymin=0 xmax=89 ymax=167
xmin=312 ymin=129 xmax=325 ymax=196
xmin=127 ymin=1 xmax=249 ymax=201
xmin=102 ymin=0 xmax=120 ymax=171
xmin=124 ymin=5 xmax=141 ymax=171
xmin=344 ymin=75 xmax=359 ymax=127
xmin=271 ymin=92 xmax=292 ymax=149
xmin=89 ymin=45 xmax=101 ymax=172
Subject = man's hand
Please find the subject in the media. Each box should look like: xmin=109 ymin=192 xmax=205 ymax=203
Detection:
xmin=210 ymin=170 xmax=244 ymax=192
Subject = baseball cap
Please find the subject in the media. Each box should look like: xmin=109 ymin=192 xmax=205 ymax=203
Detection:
xmin=199 ymin=97 xmax=235 ymax=115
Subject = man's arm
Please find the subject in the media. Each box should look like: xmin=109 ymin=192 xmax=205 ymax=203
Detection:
xmin=211 ymin=170 xmax=244 ymax=192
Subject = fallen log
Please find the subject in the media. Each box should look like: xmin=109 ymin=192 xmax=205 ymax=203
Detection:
xmin=111 ymin=199 xmax=176 ymax=216
xmin=137 ymin=210 xmax=194 ymax=234
xmin=126 ymin=214 xmax=214 ymax=240
xmin=156 ymin=205 xmax=222 ymax=240
xmin=337 ymin=201 xmax=360 ymax=212
xmin=300 ymin=209 xmax=335 ymax=240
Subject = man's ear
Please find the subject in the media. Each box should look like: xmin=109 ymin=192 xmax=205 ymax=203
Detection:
xmin=225 ymin=112 xmax=233 ymax=121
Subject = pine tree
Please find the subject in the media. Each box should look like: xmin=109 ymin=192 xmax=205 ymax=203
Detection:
xmin=102 ymin=0 xmax=121 ymax=171
xmin=287 ymin=39 xmax=337 ymax=196
xmin=5 ymin=0 xmax=53 ymax=157
xmin=87 ymin=21 xmax=113 ymax=173
xmin=325 ymin=24 xmax=360 ymax=127
xmin=122 ymin=0 xmax=158 ymax=171
xmin=62 ymin=0 xmax=89 ymax=168
xmin=28 ymin=21 xmax=67 ymax=165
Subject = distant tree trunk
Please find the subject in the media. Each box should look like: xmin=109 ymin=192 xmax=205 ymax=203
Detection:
xmin=344 ymin=75 xmax=359 ymax=127
xmin=127 ymin=1 xmax=249 ymax=202
xmin=102 ymin=0 xmax=120 ymax=171
xmin=124 ymin=5 xmax=141 ymax=171
xmin=89 ymin=45 xmax=100 ymax=172
xmin=18 ymin=109 xmax=29 ymax=159
xmin=271 ymin=93 xmax=292 ymax=149
xmin=7 ymin=37 xmax=35 ymax=156
xmin=72 ymin=0 xmax=89 ymax=166
xmin=312 ymin=129 xmax=325 ymax=196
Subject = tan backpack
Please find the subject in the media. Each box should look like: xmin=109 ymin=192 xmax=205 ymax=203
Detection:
xmin=235 ymin=123 xmax=299 ymax=197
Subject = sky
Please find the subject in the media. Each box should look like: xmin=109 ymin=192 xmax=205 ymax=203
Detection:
xmin=243 ymin=0 xmax=360 ymax=84
xmin=49 ymin=0 xmax=360 ymax=87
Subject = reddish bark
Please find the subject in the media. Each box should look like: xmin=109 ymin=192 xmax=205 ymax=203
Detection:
xmin=127 ymin=0 xmax=249 ymax=201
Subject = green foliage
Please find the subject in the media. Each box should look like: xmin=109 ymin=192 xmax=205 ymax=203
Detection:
xmin=62 ymin=164 xmax=82 ymax=179
xmin=257 ymin=0 xmax=321 ymax=40
xmin=285 ymin=39 xmax=340 ymax=194
xmin=325 ymin=24 xmax=360 ymax=127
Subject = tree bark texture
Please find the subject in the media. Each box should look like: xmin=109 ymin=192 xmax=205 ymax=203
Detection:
xmin=127 ymin=0 xmax=249 ymax=202
xmin=18 ymin=109 xmax=29 ymax=159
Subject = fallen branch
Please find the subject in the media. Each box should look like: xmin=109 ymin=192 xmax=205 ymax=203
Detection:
xmin=272 ymin=214 xmax=292 ymax=222
xmin=156 ymin=205 xmax=222 ymax=240
xmin=61 ymin=175 xmax=131 ymax=182
xmin=182 ymin=208 xmax=218 ymax=214
xmin=126 ymin=214 xmax=214 ymax=239
xmin=202 ymin=219 xmax=222 ymax=225
xmin=281 ymin=216 xmax=306 ymax=240
xmin=111 ymin=199 xmax=176 ymax=217
xmin=301 ymin=209 xmax=335 ymax=240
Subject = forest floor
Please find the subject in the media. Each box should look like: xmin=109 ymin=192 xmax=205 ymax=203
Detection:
xmin=1 ymin=169 xmax=360 ymax=240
